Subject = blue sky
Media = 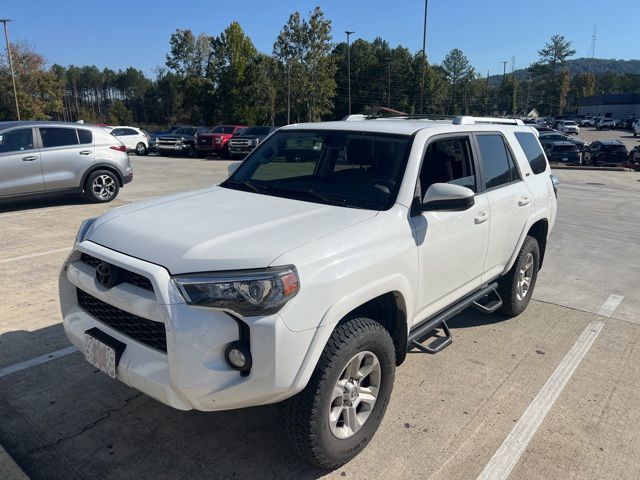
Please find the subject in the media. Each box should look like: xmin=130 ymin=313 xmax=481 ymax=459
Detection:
xmin=3 ymin=0 xmax=638 ymax=77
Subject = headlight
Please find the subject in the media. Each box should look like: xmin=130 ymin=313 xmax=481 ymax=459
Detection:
xmin=173 ymin=266 xmax=299 ymax=316
xmin=75 ymin=218 xmax=97 ymax=244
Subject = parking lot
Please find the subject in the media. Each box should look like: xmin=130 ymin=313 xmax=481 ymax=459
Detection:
xmin=1 ymin=139 xmax=640 ymax=479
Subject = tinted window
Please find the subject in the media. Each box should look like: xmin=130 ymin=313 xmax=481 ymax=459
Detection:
xmin=419 ymin=136 xmax=477 ymax=196
xmin=0 ymin=128 xmax=34 ymax=153
xmin=514 ymin=132 xmax=547 ymax=175
xmin=111 ymin=128 xmax=124 ymax=136
xmin=477 ymin=134 xmax=518 ymax=188
xmin=211 ymin=126 xmax=236 ymax=134
xmin=40 ymin=128 xmax=79 ymax=148
xmin=226 ymin=130 xmax=411 ymax=210
xmin=77 ymin=129 xmax=92 ymax=144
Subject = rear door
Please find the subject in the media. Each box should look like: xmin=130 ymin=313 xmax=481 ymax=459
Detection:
xmin=0 ymin=127 xmax=43 ymax=196
xmin=39 ymin=127 xmax=95 ymax=191
xmin=474 ymin=133 xmax=533 ymax=281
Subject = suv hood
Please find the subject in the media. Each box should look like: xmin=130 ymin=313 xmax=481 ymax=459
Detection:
xmin=86 ymin=187 xmax=377 ymax=274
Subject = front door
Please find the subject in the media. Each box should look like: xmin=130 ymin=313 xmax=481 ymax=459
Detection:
xmin=412 ymin=134 xmax=490 ymax=322
xmin=0 ymin=127 xmax=43 ymax=197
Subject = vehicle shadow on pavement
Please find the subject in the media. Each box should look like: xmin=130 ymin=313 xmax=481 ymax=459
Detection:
xmin=0 ymin=194 xmax=91 ymax=214
xmin=0 ymin=325 xmax=331 ymax=480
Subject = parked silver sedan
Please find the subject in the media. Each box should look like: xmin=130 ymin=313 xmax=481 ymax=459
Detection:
xmin=0 ymin=121 xmax=133 ymax=203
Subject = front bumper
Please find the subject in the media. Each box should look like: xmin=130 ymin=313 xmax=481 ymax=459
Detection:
xmin=60 ymin=243 xmax=316 ymax=411
xmin=195 ymin=143 xmax=225 ymax=152
xmin=157 ymin=144 xmax=186 ymax=152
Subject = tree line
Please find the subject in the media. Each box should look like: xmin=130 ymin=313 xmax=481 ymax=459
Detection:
xmin=1 ymin=7 xmax=640 ymax=127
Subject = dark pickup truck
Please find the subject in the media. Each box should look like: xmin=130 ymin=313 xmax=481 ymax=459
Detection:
xmin=583 ymin=140 xmax=629 ymax=167
xmin=156 ymin=126 xmax=210 ymax=157
xmin=228 ymin=126 xmax=279 ymax=159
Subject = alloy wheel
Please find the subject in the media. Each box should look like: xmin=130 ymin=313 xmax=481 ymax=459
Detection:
xmin=516 ymin=252 xmax=534 ymax=301
xmin=92 ymin=174 xmax=116 ymax=200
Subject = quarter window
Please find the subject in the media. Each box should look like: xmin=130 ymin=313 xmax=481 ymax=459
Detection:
xmin=77 ymin=129 xmax=93 ymax=144
xmin=39 ymin=128 xmax=79 ymax=148
xmin=477 ymin=134 xmax=519 ymax=188
xmin=0 ymin=128 xmax=34 ymax=153
xmin=514 ymin=132 xmax=548 ymax=175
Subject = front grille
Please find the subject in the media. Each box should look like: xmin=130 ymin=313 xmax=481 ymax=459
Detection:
xmin=77 ymin=288 xmax=167 ymax=353
xmin=157 ymin=137 xmax=180 ymax=146
xmin=198 ymin=137 xmax=212 ymax=145
xmin=80 ymin=253 xmax=154 ymax=292
xmin=230 ymin=138 xmax=252 ymax=147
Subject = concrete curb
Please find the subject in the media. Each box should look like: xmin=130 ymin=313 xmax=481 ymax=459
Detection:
xmin=0 ymin=445 xmax=29 ymax=480
xmin=550 ymin=165 xmax=633 ymax=172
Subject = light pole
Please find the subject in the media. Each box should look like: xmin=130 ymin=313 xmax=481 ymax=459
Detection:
xmin=345 ymin=30 xmax=355 ymax=115
xmin=0 ymin=19 xmax=19 ymax=120
xmin=419 ymin=0 xmax=429 ymax=114
xmin=501 ymin=60 xmax=508 ymax=84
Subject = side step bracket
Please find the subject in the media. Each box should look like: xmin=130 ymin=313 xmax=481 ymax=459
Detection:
xmin=408 ymin=282 xmax=499 ymax=355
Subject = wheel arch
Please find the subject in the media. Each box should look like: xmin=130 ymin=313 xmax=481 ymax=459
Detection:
xmin=81 ymin=163 xmax=125 ymax=189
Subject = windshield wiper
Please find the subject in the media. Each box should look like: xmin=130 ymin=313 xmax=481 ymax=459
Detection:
xmin=222 ymin=179 xmax=271 ymax=195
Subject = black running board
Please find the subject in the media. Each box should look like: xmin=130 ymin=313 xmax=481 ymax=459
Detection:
xmin=408 ymin=282 xmax=499 ymax=354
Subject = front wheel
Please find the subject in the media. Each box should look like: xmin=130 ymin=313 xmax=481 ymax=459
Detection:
xmin=497 ymin=235 xmax=540 ymax=317
xmin=279 ymin=317 xmax=396 ymax=469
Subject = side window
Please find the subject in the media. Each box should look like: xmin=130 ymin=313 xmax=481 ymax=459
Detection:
xmin=476 ymin=134 xmax=519 ymax=189
xmin=123 ymin=128 xmax=138 ymax=136
xmin=419 ymin=136 xmax=477 ymax=197
xmin=39 ymin=128 xmax=79 ymax=148
xmin=111 ymin=128 xmax=124 ymax=136
xmin=514 ymin=132 xmax=547 ymax=175
xmin=0 ymin=128 xmax=34 ymax=154
xmin=77 ymin=129 xmax=93 ymax=144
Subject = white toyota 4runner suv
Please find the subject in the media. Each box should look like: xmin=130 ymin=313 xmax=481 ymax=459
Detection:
xmin=60 ymin=116 xmax=557 ymax=468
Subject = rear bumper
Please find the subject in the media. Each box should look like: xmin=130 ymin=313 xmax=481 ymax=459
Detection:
xmin=123 ymin=171 xmax=133 ymax=184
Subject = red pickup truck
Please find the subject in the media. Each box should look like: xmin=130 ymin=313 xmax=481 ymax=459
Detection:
xmin=195 ymin=125 xmax=246 ymax=158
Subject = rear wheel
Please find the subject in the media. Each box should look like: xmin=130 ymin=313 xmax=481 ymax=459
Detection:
xmin=279 ymin=317 xmax=396 ymax=469
xmin=497 ymin=235 xmax=540 ymax=317
xmin=135 ymin=142 xmax=147 ymax=156
xmin=84 ymin=170 xmax=120 ymax=203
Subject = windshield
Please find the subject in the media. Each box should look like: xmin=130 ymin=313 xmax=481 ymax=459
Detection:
xmin=564 ymin=121 xmax=576 ymax=125
xmin=223 ymin=130 xmax=412 ymax=210
xmin=211 ymin=126 xmax=236 ymax=134
xmin=173 ymin=127 xmax=195 ymax=135
xmin=243 ymin=127 xmax=273 ymax=136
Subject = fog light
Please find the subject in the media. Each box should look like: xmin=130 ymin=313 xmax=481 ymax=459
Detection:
xmin=225 ymin=341 xmax=252 ymax=374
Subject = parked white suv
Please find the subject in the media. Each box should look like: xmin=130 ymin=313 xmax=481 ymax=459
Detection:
xmin=107 ymin=126 xmax=149 ymax=156
xmin=60 ymin=116 xmax=557 ymax=469
xmin=557 ymin=120 xmax=579 ymax=134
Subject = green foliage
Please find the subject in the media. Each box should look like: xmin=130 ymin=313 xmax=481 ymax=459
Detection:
xmin=108 ymin=100 xmax=133 ymax=125
xmin=3 ymin=18 xmax=639 ymax=125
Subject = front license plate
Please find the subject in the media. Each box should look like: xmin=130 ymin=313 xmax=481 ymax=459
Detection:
xmin=562 ymin=157 xmax=568 ymax=162
xmin=84 ymin=328 xmax=126 ymax=379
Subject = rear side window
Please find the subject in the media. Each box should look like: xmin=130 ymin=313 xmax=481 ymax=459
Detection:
xmin=77 ymin=129 xmax=92 ymax=144
xmin=514 ymin=132 xmax=547 ymax=175
xmin=476 ymin=134 xmax=519 ymax=189
xmin=40 ymin=128 xmax=79 ymax=148
xmin=0 ymin=128 xmax=34 ymax=153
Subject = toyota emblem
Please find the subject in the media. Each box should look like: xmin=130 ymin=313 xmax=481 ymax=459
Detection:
xmin=95 ymin=262 xmax=117 ymax=288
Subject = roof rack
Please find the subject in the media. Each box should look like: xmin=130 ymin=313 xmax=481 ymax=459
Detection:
xmin=453 ymin=116 xmax=524 ymax=126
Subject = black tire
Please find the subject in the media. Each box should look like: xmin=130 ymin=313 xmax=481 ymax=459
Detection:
xmin=135 ymin=142 xmax=147 ymax=156
xmin=186 ymin=145 xmax=196 ymax=158
xmin=84 ymin=169 xmax=120 ymax=203
xmin=497 ymin=235 xmax=540 ymax=317
xmin=279 ymin=317 xmax=396 ymax=469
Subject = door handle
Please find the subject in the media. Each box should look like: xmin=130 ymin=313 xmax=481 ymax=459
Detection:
xmin=518 ymin=196 xmax=531 ymax=207
xmin=22 ymin=156 xmax=38 ymax=162
xmin=79 ymin=150 xmax=92 ymax=155
xmin=474 ymin=211 xmax=489 ymax=224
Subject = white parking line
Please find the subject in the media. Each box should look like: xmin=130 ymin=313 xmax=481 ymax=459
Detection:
xmin=476 ymin=294 xmax=623 ymax=480
xmin=0 ymin=247 xmax=72 ymax=264
xmin=0 ymin=346 xmax=78 ymax=379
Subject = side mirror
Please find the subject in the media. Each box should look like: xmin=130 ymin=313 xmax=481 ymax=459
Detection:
xmin=227 ymin=161 xmax=242 ymax=177
xmin=412 ymin=183 xmax=475 ymax=214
